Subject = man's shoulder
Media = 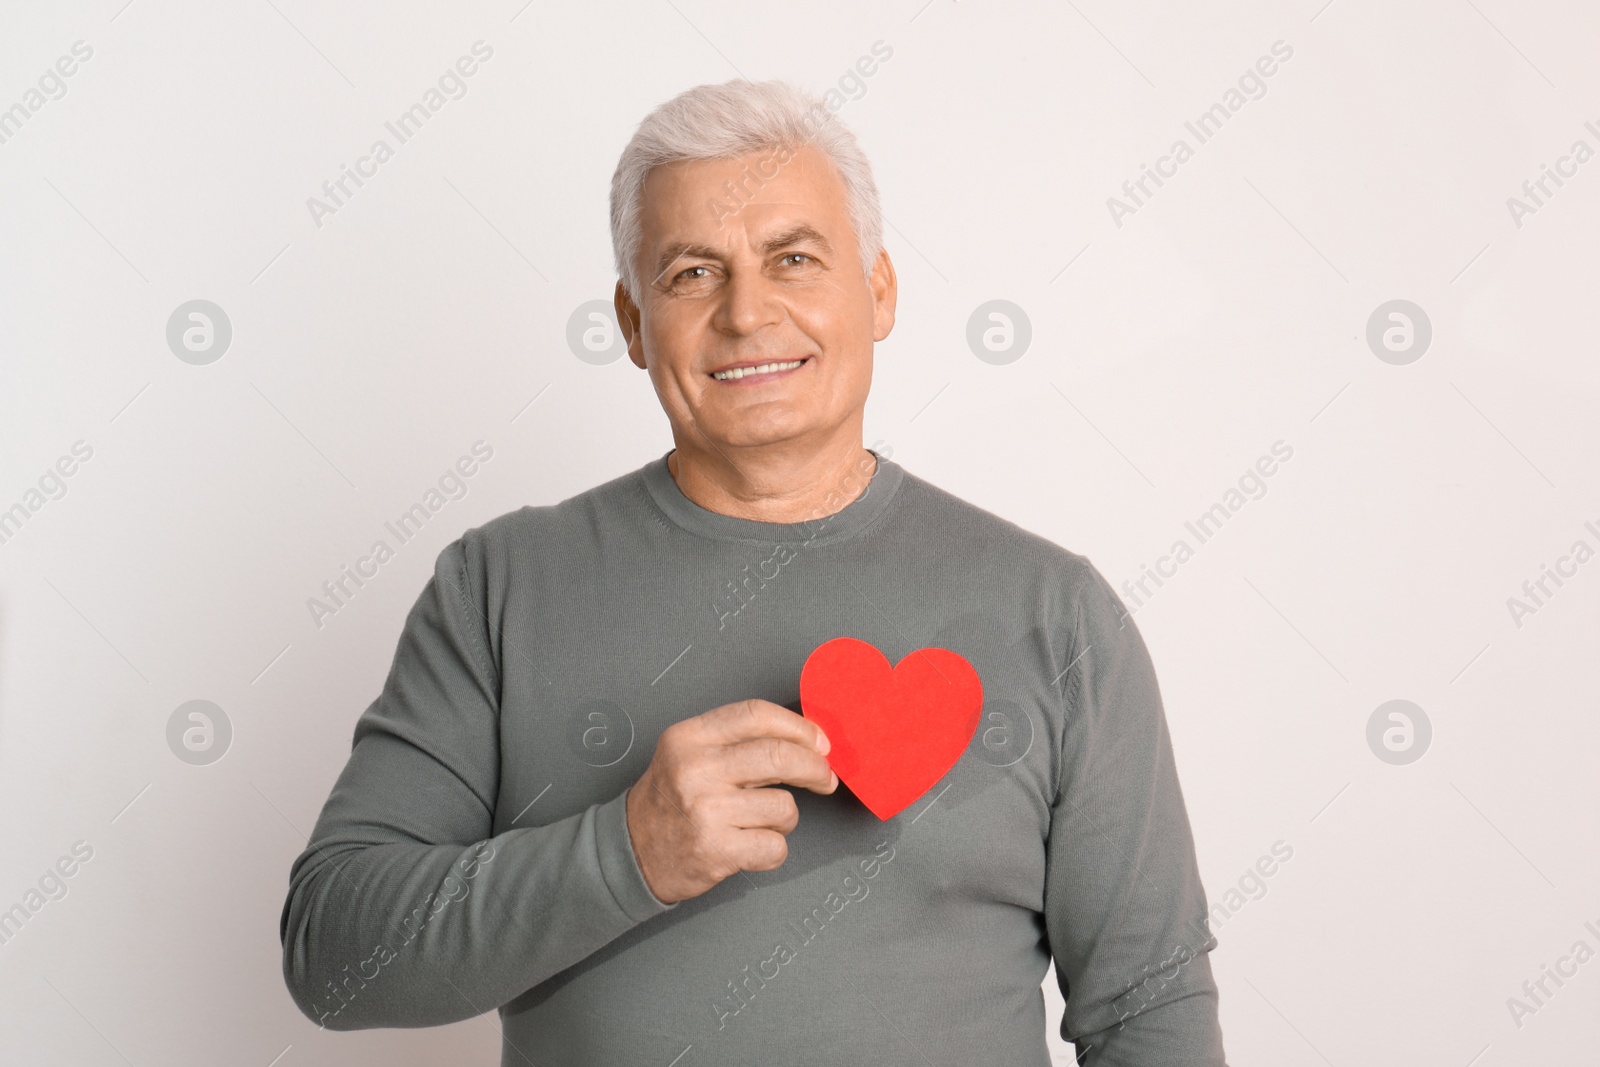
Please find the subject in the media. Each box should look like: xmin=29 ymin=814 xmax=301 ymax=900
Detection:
xmin=456 ymin=462 xmax=654 ymax=556
xmin=895 ymin=466 xmax=1141 ymax=661
xmin=894 ymin=465 xmax=1113 ymax=598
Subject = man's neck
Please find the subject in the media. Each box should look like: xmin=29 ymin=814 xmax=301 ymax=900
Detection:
xmin=665 ymin=437 xmax=878 ymax=524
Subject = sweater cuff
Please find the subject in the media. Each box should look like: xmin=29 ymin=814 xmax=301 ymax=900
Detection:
xmin=595 ymin=788 xmax=678 ymax=921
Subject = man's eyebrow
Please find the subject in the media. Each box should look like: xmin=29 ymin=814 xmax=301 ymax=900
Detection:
xmin=653 ymin=242 xmax=722 ymax=285
xmin=760 ymin=225 xmax=832 ymax=256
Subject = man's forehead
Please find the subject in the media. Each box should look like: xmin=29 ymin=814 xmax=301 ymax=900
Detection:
xmin=666 ymin=202 xmax=829 ymax=247
xmin=639 ymin=147 xmax=848 ymax=248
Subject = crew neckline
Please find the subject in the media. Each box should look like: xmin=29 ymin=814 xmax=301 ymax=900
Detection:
xmin=640 ymin=448 xmax=905 ymax=547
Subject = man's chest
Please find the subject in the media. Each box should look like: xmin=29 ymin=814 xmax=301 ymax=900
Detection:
xmin=487 ymin=550 xmax=1068 ymax=911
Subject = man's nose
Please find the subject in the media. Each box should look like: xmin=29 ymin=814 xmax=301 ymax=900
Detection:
xmin=713 ymin=266 xmax=784 ymax=336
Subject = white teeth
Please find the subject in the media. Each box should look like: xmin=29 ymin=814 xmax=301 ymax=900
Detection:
xmin=713 ymin=359 xmax=805 ymax=381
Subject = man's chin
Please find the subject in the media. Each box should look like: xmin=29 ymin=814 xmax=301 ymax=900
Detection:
xmin=678 ymin=418 xmax=823 ymax=456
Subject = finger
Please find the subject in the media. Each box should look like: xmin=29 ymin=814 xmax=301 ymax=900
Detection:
xmin=719 ymin=736 xmax=837 ymax=793
xmin=724 ymin=826 xmax=789 ymax=874
xmin=698 ymin=698 xmax=831 ymax=756
xmin=725 ymin=786 xmax=801 ymax=833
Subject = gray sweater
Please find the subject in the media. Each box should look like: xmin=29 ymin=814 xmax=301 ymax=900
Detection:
xmin=279 ymin=450 xmax=1227 ymax=1065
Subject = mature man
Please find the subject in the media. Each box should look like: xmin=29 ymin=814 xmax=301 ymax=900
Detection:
xmin=281 ymin=80 xmax=1226 ymax=1065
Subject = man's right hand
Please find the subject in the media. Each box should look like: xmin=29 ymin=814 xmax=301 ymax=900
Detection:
xmin=624 ymin=698 xmax=838 ymax=905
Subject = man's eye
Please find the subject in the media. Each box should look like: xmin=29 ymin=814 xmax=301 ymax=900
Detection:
xmin=676 ymin=266 xmax=711 ymax=282
xmin=781 ymin=253 xmax=814 ymax=266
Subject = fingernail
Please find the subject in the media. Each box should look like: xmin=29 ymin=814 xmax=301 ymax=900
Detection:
xmin=817 ymin=731 xmax=830 ymax=754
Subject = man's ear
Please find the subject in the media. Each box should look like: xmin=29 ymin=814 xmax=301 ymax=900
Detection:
xmin=869 ymin=248 xmax=897 ymax=343
xmin=614 ymin=280 xmax=646 ymax=369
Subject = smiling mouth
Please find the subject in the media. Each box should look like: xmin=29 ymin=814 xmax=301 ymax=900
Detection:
xmin=709 ymin=357 xmax=810 ymax=382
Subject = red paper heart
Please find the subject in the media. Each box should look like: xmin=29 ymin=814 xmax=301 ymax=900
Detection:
xmin=799 ymin=636 xmax=984 ymax=820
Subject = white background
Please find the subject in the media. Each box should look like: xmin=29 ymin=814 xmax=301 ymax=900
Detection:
xmin=2 ymin=1 xmax=1598 ymax=1064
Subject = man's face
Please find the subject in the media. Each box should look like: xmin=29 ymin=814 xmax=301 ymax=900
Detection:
xmin=615 ymin=144 xmax=896 ymax=456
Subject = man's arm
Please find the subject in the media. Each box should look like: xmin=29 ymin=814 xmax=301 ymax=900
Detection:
xmin=279 ymin=533 xmax=675 ymax=1030
xmin=1043 ymin=565 xmax=1226 ymax=1065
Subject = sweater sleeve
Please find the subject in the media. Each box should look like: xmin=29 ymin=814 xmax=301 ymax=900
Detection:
xmin=1043 ymin=565 xmax=1226 ymax=1065
xmin=279 ymin=533 xmax=676 ymax=1031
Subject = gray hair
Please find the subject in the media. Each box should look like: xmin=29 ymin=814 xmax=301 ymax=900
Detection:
xmin=609 ymin=79 xmax=884 ymax=298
